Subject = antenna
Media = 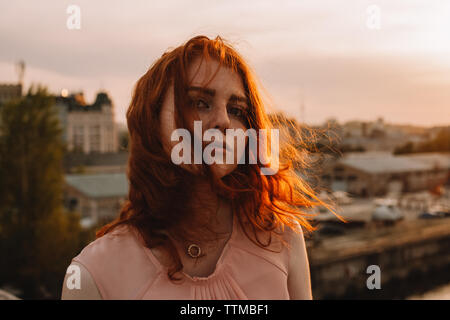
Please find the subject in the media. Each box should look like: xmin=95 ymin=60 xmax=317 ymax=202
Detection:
xmin=15 ymin=60 xmax=25 ymax=85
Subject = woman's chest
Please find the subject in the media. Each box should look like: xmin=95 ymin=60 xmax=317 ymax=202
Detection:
xmin=151 ymin=236 xmax=231 ymax=278
xmin=179 ymin=240 xmax=229 ymax=278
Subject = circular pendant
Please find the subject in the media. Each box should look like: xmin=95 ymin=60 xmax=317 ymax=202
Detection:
xmin=187 ymin=244 xmax=201 ymax=258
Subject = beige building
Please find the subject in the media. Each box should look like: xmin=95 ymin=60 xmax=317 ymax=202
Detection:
xmin=56 ymin=91 xmax=119 ymax=153
xmin=64 ymin=173 xmax=128 ymax=227
xmin=63 ymin=151 xmax=128 ymax=174
xmin=319 ymin=152 xmax=449 ymax=197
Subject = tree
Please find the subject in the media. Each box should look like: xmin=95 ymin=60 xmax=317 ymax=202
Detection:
xmin=393 ymin=128 xmax=450 ymax=155
xmin=417 ymin=128 xmax=450 ymax=152
xmin=118 ymin=129 xmax=129 ymax=151
xmin=0 ymin=86 xmax=90 ymax=299
xmin=393 ymin=141 xmax=415 ymax=155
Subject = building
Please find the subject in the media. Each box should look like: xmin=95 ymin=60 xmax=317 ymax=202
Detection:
xmin=56 ymin=91 xmax=119 ymax=154
xmin=319 ymin=152 xmax=449 ymax=197
xmin=64 ymin=173 xmax=128 ymax=226
xmin=0 ymin=83 xmax=22 ymax=106
xmin=63 ymin=151 xmax=128 ymax=174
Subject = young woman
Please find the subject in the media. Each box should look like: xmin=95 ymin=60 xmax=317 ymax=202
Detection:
xmin=61 ymin=35 xmax=329 ymax=300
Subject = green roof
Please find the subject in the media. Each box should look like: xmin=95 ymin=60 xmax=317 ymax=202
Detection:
xmin=65 ymin=173 xmax=128 ymax=198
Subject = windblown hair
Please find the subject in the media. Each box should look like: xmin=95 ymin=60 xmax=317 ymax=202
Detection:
xmin=97 ymin=35 xmax=336 ymax=281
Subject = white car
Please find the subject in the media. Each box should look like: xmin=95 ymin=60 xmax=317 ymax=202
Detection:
xmin=372 ymin=198 xmax=404 ymax=221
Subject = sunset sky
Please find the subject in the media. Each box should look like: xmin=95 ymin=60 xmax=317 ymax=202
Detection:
xmin=0 ymin=0 xmax=449 ymax=126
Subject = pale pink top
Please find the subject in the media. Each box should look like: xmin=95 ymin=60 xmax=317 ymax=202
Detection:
xmin=72 ymin=214 xmax=297 ymax=299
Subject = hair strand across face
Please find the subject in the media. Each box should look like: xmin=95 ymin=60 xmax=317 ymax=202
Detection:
xmin=96 ymin=35 xmax=339 ymax=282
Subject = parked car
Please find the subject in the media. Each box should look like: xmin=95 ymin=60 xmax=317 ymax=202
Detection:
xmin=418 ymin=212 xmax=444 ymax=219
xmin=372 ymin=198 xmax=404 ymax=222
xmin=418 ymin=204 xmax=450 ymax=219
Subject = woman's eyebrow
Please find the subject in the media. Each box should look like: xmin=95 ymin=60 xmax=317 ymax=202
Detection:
xmin=188 ymin=86 xmax=248 ymax=105
xmin=229 ymin=94 xmax=248 ymax=106
xmin=187 ymin=86 xmax=215 ymax=97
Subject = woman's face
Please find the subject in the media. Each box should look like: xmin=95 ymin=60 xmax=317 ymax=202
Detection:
xmin=159 ymin=57 xmax=249 ymax=178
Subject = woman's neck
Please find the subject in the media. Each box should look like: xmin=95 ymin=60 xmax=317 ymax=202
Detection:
xmin=189 ymin=178 xmax=232 ymax=233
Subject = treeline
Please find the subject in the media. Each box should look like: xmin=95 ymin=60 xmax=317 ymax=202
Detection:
xmin=0 ymin=87 xmax=94 ymax=299
xmin=394 ymin=127 xmax=450 ymax=155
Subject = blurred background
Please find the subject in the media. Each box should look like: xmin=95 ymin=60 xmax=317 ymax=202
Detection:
xmin=0 ymin=0 xmax=448 ymax=299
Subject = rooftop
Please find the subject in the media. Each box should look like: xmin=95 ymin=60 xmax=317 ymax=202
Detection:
xmin=55 ymin=91 xmax=112 ymax=112
xmin=65 ymin=172 xmax=128 ymax=198
xmin=63 ymin=151 xmax=128 ymax=171
xmin=339 ymin=152 xmax=450 ymax=174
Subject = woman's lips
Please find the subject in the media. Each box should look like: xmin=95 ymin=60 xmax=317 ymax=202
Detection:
xmin=208 ymin=141 xmax=232 ymax=152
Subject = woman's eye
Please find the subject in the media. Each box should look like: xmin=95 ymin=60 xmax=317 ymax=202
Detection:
xmin=195 ymin=99 xmax=210 ymax=109
xmin=228 ymin=106 xmax=245 ymax=118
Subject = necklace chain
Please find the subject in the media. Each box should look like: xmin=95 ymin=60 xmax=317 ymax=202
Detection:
xmin=185 ymin=198 xmax=225 ymax=259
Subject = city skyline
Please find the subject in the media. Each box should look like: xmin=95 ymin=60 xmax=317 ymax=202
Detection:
xmin=1 ymin=0 xmax=449 ymax=127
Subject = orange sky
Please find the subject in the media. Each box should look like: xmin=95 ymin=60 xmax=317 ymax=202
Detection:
xmin=0 ymin=0 xmax=449 ymax=126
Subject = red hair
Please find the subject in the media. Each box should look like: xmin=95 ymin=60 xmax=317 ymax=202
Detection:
xmin=97 ymin=35 xmax=336 ymax=281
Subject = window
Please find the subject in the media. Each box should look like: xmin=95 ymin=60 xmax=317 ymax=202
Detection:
xmin=89 ymin=125 xmax=101 ymax=152
xmin=73 ymin=125 xmax=84 ymax=151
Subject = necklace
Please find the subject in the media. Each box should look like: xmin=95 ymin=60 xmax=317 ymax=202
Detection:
xmin=187 ymin=243 xmax=202 ymax=258
xmin=185 ymin=198 xmax=223 ymax=259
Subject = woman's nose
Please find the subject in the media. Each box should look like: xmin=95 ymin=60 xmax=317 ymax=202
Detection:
xmin=210 ymin=103 xmax=231 ymax=133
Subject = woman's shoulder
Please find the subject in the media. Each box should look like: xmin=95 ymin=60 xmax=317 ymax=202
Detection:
xmin=234 ymin=215 xmax=302 ymax=248
xmin=73 ymin=225 xmax=140 ymax=266
xmin=231 ymin=216 xmax=302 ymax=276
xmin=71 ymin=224 xmax=160 ymax=299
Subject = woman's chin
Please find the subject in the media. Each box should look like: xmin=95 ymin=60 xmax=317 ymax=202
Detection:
xmin=210 ymin=163 xmax=237 ymax=179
